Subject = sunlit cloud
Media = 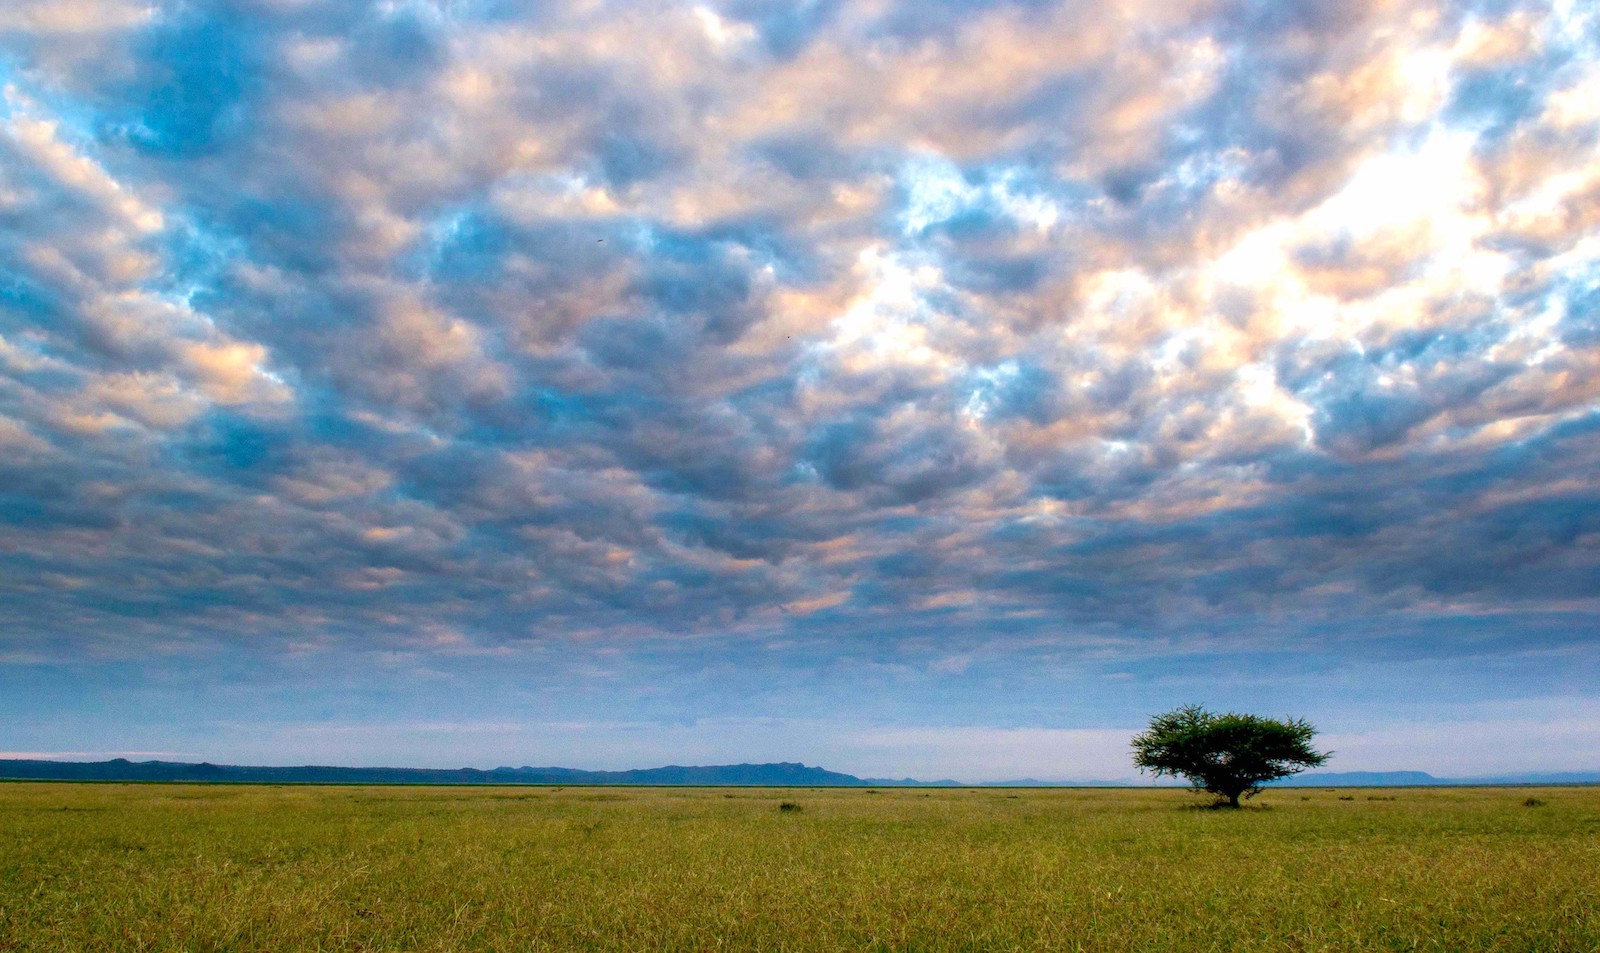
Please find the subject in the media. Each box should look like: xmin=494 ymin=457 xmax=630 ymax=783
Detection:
xmin=1 ymin=0 xmax=1597 ymax=775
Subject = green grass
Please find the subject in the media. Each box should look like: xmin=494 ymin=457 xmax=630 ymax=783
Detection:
xmin=2 ymin=783 xmax=1596 ymax=951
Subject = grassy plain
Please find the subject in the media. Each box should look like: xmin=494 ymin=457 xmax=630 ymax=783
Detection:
xmin=1 ymin=782 xmax=1595 ymax=951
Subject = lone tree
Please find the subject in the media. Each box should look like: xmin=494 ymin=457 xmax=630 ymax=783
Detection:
xmin=1131 ymin=705 xmax=1331 ymax=807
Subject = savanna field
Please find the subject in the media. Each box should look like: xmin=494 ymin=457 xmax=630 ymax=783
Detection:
xmin=1 ymin=783 xmax=1596 ymax=952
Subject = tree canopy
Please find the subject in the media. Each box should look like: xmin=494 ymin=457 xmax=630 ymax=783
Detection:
xmin=1131 ymin=705 xmax=1331 ymax=807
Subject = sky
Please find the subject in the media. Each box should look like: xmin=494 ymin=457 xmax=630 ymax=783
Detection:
xmin=1 ymin=0 xmax=1597 ymax=782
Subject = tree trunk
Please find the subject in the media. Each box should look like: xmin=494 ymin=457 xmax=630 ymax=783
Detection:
xmin=1227 ymin=792 xmax=1241 ymax=808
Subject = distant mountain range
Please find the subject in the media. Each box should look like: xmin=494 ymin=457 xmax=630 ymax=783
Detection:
xmin=0 ymin=758 xmax=1594 ymax=787
xmin=1272 ymin=770 xmax=1600 ymax=787
xmin=0 ymin=758 xmax=883 ymax=786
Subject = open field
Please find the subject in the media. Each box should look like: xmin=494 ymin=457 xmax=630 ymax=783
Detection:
xmin=1 ymin=783 xmax=1595 ymax=952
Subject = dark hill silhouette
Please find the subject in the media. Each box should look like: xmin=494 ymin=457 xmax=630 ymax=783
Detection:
xmin=0 ymin=758 xmax=876 ymax=786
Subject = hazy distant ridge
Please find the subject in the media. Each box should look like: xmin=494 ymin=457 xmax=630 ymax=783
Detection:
xmin=0 ymin=759 xmax=876 ymax=786
xmin=1274 ymin=770 xmax=1600 ymax=786
xmin=1 ymin=759 xmax=1595 ymax=786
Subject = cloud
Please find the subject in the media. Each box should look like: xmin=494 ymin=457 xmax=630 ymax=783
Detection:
xmin=0 ymin=0 xmax=1598 ymax=772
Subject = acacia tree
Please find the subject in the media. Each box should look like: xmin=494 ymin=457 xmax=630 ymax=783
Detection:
xmin=1131 ymin=705 xmax=1331 ymax=807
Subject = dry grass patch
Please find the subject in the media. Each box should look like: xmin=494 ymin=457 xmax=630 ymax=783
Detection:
xmin=0 ymin=783 xmax=1595 ymax=951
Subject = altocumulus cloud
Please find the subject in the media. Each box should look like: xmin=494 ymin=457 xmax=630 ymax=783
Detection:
xmin=1 ymin=0 xmax=1598 ymax=777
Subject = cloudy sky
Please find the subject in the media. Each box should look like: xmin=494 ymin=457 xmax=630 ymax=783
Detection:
xmin=1 ymin=0 xmax=1597 ymax=781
